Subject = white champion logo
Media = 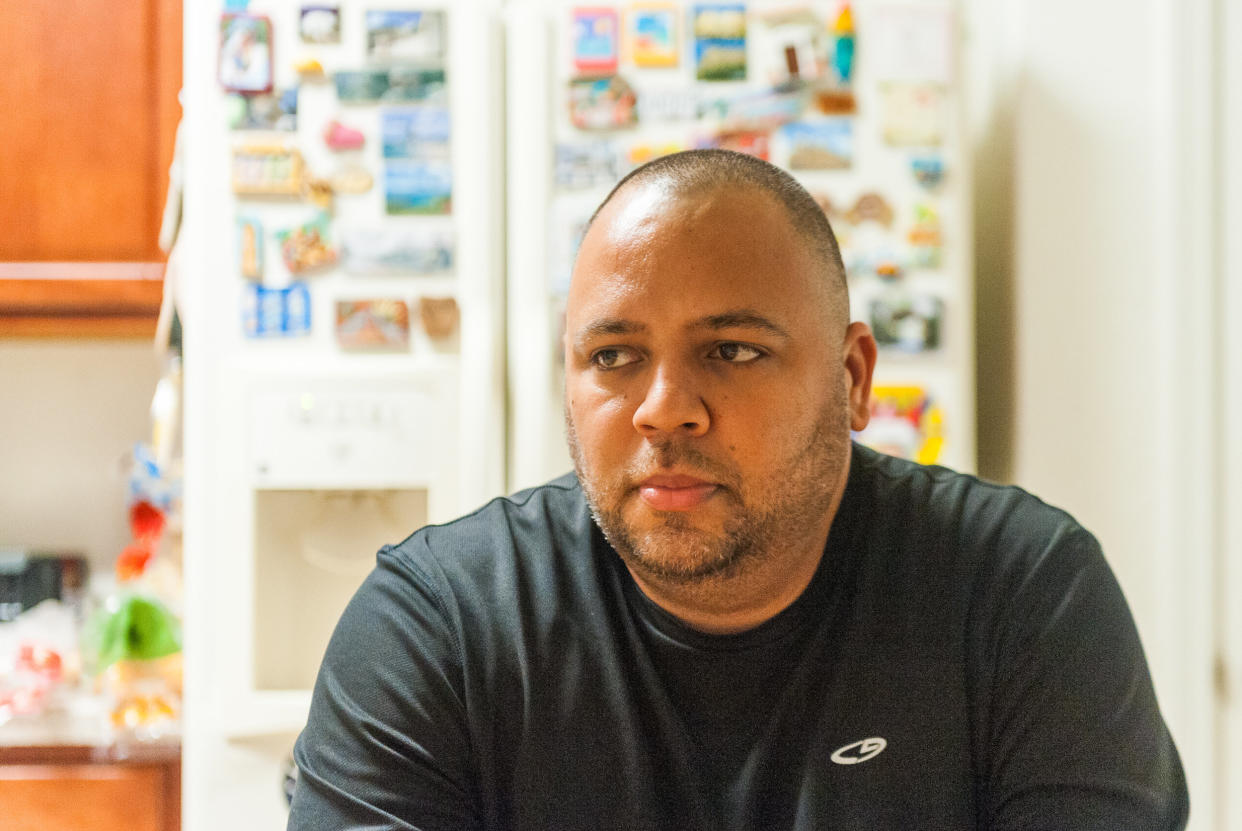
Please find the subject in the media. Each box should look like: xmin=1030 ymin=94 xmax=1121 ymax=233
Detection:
xmin=830 ymin=737 xmax=888 ymax=765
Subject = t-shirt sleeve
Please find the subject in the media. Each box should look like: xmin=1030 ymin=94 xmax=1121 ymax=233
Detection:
xmin=982 ymin=527 xmax=1189 ymax=830
xmin=288 ymin=538 xmax=480 ymax=831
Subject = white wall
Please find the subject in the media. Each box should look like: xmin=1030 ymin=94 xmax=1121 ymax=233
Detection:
xmin=966 ymin=0 xmax=1223 ymax=826
xmin=0 ymin=340 xmax=161 ymax=569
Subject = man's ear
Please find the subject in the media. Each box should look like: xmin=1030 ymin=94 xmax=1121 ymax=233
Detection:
xmin=842 ymin=321 xmax=878 ymax=432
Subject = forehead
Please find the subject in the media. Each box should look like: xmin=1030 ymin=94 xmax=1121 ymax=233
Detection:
xmin=568 ymin=183 xmax=829 ymax=331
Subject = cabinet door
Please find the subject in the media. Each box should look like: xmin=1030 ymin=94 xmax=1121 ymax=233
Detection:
xmin=0 ymin=763 xmax=176 ymax=831
xmin=0 ymin=0 xmax=181 ymax=262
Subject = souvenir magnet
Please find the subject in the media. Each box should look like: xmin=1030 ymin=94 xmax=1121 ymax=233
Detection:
xmin=636 ymin=88 xmax=700 ymax=122
xmin=811 ymin=87 xmax=856 ymax=116
xmin=693 ymin=5 xmax=748 ymax=81
xmin=418 ymin=296 xmax=460 ymax=340
xmin=845 ymin=192 xmax=894 ymax=226
xmin=624 ymin=141 xmax=686 ymax=171
xmin=831 ymin=4 xmax=855 ymax=84
xmin=302 ymin=177 xmax=335 ymax=211
xmin=881 ymin=82 xmax=946 ymax=146
xmin=556 ymin=142 xmax=620 ymax=189
xmin=382 ymin=107 xmax=451 ymax=158
xmin=341 ymin=228 xmax=453 ymax=274
xmin=324 ymin=119 xmax=365 ymax=151
xmin=334 ymin=68 xmax=446 ymax=104
xmin=573 ymin=8 xmax=620 ymax=74
xmin=907 ymin=203 xmax=943 ymax=268
xmin=330 ymin=164 xmax=375 ymax=195
xmin=627 ymin=3 xmax=679 ymax=68
xmin=698 ymin=129 xmax=769 ymax=161
xmin=781 ymin=119 xmax=852 ymax=170
xmin=276 ymin=214 xmax=338 ymax=273
xmin=568 ymin=76 xmax=638 ymax=130
xmin=295 ymin=59 xmax=327 ymax=80
xmin=300 ymin=6 xmax=340 ymax=44
xmin=767 ymin=22 xmax=821 ymax=85
xmin=855 ymin=385 xmax=944 ymax=464
xmin=911 ymin=155 xmax=945 ymax=189
xmin=385 ymin=160 xmax=452 ymax=214
xmin=242 ymin=282 xmax=311 ymax=338
xmin=226 ymin=88 xmax=298 ymax=131
xmin=366 ymin=10 xmax=445 ymax=63
xmin=219 ymin=13 xmax=274 ymax=93
xmin=869 ymin=292 xmax=943 ymax=352
xmin=232 ymin=146 xmax=305 ymax=196
xmin=870 ymin=4 xmax=953 ymax=85
xmin=237 ymin=217 xmax=264 ymax=280
xmin=335 ymin=299 xmax=411 ymax=350
xmin=712 ymin=87 xmax=805 ymax=130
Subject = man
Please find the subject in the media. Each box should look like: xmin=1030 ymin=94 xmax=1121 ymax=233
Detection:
xmin=289 ymin=150 xmax=1188 ymax=829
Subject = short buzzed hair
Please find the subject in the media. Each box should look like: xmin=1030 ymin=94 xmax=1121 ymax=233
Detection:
xmin=586 ymin=149 xmax=848 ymax=303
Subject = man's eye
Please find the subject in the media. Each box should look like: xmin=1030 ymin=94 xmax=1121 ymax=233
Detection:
xmin=712 ymin=342 xmax=764 ymax=363
xmin=591 ymin=348 xmax=639 ymax=369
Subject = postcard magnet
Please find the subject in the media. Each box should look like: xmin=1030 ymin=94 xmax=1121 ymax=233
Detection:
xmin=300 ymin=6 xmax=340 ymax=44
xmin=232 ymin=146 xmax=305 ymax=196
xmin=386 ymin=160 xmax=452 ymax=214
xmin=782 ymin=119 xmax=852 ymax=170
xmin=366 ymin=10 xmax=445 ymax=63
xmin=627 ymin=3 xmax=679 ymax=68
xmin=693 ymin=4 xmax=747 ymax=81
xmin=881 ymin=83 xmax=945 ymax=146
xmin=219 ymin=13 xmax=274 ymax=93
xmin=573 ymin=8 xmax=620 ymax=74
xmin=335 ymin=299 xmax=411 ymax=350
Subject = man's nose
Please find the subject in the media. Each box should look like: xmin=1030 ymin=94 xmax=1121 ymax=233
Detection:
xmin=632 ymin=364 xmax=710 ymax=437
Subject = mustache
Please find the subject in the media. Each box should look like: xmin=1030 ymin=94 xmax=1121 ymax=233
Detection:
xmin=623 ymin=440 xmax=740 ymax=490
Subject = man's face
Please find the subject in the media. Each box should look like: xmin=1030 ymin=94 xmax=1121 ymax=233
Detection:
xmin=564 ymin=182 xmax=873 ymax=585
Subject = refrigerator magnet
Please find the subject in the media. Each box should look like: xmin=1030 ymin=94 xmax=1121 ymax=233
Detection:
xmin=324 ymin=119 xmax=365 ymax=151
xmin=418 ymin=296 xmax=460 ymax=341
xmin=226 ymin=88 xmax=298 ymax=131
xmin=781 ymin=119 xmax=853 ymax=170
xmin=381 ymin=107 xmax=451 ymax=158
xmin=335 ymin=299 xmax=411 ymax=351
xmin=693 ymin=4 xmax=747 ymax=82
xmin=340 ymin=227 xmax=453 ymax=274
xmin=555 ymin=141 xmax=620 ymax=190
xmin=300 ymin=6 xmax=341 ymax=44
xmin=568 ymin=76 xmax=638 ymax=130
xmin=572 ymin=8 xmax=620 ymax=75
xmin=906 ymin=203 xmax=943 ymax=269
xmin=911 ymin=154 xmax=945 ymax=189
xmin=831 ymin=3 xmax=856 ymax=84
xmin=330 ymin=164 xmax=375 ymax=195
xmin=242 ymin=283 xmax=311 ymax=338
xmin=869 ymin=291 xmax=944 ymax=353
xmin=385 ymin=159 xmax=452 ymax=215
xmin=276 ymin=214 xmax=338 ymax=274
xmin=856 ymin=384 xmax=945 ymax=465
xmin=880 ymin=82 xmax=946 ymax=146
xmin=231 ymin=146 xmax=305 ymax=196
xmin=627 ymin=3 xmax=679 ymax=68
xmin=844 ymin=192 xmax=894 ymax=227
xmin=237 ymin=217 xmax=264 ymax=280
xmin=219 ymin=13 xmax=274 ymax=93
xmin=366 ymin=10 xmax=445 ymax=63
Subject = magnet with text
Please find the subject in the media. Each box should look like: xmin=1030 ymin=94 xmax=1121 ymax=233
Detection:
xmin=237 ymin=217 xmax=264 ymax=280
xmin=693 ymin=4 xmax=747 ymax=81
xmin=335 ymin=299 xmax=411 ymax=351
xmin=242 ymin=282 xmax=311 ymax=338
xmin=232 ymin=146 xmax=305 ymax=196
xmin=219 ymin=13 xmax=274 ymax=93
xmin=627 ymin=3 xmax=679 ymax=68
xmin=572 ymin=8 xmax=620 ymax=74
xmin=568 ymin=76 xmax=638 ymax=130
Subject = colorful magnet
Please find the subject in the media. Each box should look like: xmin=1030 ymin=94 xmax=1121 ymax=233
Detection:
xmin=382 ymin=107 xmax=451 ymax=158
xmin=845 ymin=192 xmax=894 ymax=226
xmin=627 ymin=3 xmax=679 ymax=68
xmin=573 ymin=8 xmax=620 ymax=74
xmin=624 ymin=141 xmax=687 ymax=172
xmin=237 ymin=217 xmax=264 ymax=280
xmin=226 ymin=88 xmax=298 ymax=131
xmin=765 ymin=21 xmax=821 ymax=84
xmin=710 ymin=87 xmax=804 ymax=129
xmin=232 ymin=146 xmax=305 ymax=196
xmin=300 ymin=6 xmax=340 ymax=43
xmin=341 ymin=228 xmax=453 ymax=274
xmin=219 ymin=13 xmax=274 ymax=93
xmin=698 ymin=129 xmax=769 ymax=161
xmin=869 ymin=291 xmax=943 ymax=352
xmin=693 ymin=5 xmax=747 ymax=81
xmin=831 ymin=3 xmax=855 ymax=84
xmin=418 ymin=296 xmax=460 ymax=340
xmin=855 ymin=385 xmax=945 ymax=464
xmin=781 ymin=119 xmax=852 ymax=170
xmin=568 ymin=76 xmax=638 ymax=130
xmin=295 ymin=58 xmax=327 ymax=80
xmin=334 ymin=68 xmax=446 ymax=104
xmin=907 ymin=203 xmax=943 ymax=268
xmin=335 ymin=299 xmax=411 ymax=350
xmin=324 ymin=119 xmax=365 ymax=151
xmin=366 ymin=10 xmax=445 ymax=63
xmin=811 ymin=86 xmax=856 ymax=116
xmin=275 ymin=214 xmax=338 ymax=273
xmin=911 ymin=155 xmax=945 ymax=189
xmin=385 ymin=160 xmax=452 ymax=214
xmin=242 ymin=282 xmax=311 ymax=338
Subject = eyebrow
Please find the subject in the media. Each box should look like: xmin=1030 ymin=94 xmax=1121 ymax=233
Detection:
xmin=573 ymin=308 xmax=790 ymax=348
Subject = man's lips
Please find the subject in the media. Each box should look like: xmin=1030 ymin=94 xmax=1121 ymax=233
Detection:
xmin=637 ymin=475 xmax=719 ymax=511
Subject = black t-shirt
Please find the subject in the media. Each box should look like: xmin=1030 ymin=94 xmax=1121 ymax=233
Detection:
xmin=289 ymin=444 xmax=1188 ymax=830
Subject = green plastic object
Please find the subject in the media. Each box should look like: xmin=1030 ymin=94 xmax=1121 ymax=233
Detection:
xmin=91 ymin=594 xmax=182 ymax=670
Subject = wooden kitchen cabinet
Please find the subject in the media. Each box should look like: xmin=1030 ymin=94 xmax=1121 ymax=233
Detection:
xmin=0 ymin=0 xmax=182 ymax=338
xmin=0 ymin=745 xmax=180 ymax=831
